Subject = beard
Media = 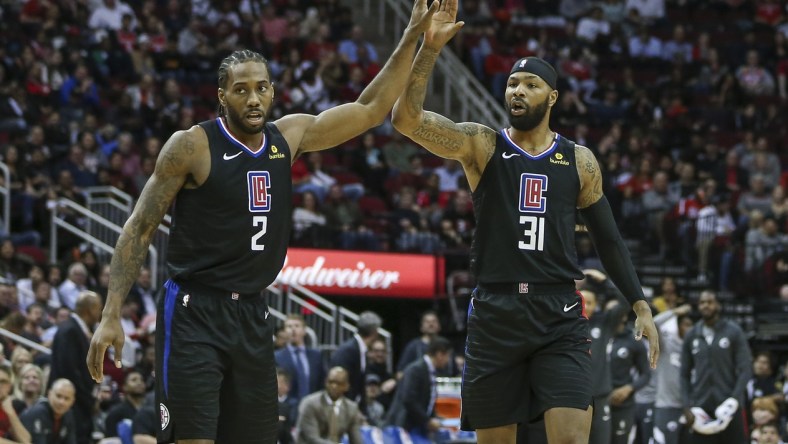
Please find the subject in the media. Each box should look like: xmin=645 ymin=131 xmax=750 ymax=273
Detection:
xmin=506 ymin=96 xmax=550 ymax=131
xmin=225 ymin=105 xmax=267 ymax=135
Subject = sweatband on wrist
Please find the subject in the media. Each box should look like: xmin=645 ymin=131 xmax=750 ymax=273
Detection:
xmin=578 ymin=196 xmax=646 ymax=307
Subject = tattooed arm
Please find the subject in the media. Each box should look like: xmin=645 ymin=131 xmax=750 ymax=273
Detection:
xmin=87 ymin=128 xmax=203 ymax=381
xmin=575 ymin=144 xmax=603 ymax=209
xmin=392 ymin=6 xmax=495 ymax=189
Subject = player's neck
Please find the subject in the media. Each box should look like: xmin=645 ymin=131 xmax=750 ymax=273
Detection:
xmin=223 ymin=116 xmax=264 ymax=149
xmin=507 ymin=125 xmax=555 ymax=156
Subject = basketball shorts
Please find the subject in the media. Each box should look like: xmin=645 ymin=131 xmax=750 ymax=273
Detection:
xmin=155 ymin=279 xmax=278 ymax=443
xmin=461 ymin=282 xmax=592 ymax=431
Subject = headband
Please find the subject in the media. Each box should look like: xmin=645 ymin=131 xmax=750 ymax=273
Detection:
xmin=510 ymin=57 xmax=558 ymax=90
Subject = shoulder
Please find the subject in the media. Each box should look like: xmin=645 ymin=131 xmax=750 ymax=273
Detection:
xmin=157 ymin=125 xmax=208 ymax=172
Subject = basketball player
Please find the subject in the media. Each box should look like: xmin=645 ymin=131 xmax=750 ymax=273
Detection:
xmin=84 ymin=2 xmax=463 ymax=443
xmin=391 ymin=53 xmax=660 ymax=443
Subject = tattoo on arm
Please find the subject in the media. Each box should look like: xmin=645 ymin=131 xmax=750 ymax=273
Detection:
xmin=576 ymin=146 xmax=604 ymax=208
xmin=107 ymin=133 xmax=190 ymax=311
xmin=404 ymin=48 xmax=439 ymax=118
xmin=413 ymin=114 xmax=463 ymax=152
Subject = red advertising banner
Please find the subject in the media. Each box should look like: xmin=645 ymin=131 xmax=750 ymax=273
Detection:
xmin=275 ymin=248 xmax=440 ymax=298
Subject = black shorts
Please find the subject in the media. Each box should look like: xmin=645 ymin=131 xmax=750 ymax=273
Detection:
xmin=155 ymin=279 xmax=278 ymax=443
xmin=461 ymin=282 xmax=592 ymax=431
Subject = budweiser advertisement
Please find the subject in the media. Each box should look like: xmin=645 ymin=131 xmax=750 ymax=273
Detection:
xmin=275 ymin=248 xmax=443 ymax=298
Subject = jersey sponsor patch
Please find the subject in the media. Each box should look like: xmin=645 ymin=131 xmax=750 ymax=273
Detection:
xmin=519 ymin=173 xmax=548 ymax=213
xmin=247 ymin=171 xmax=271 ymax=212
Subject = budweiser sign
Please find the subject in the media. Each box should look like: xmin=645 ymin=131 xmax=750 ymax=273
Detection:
xmin=275 ymin=248 xmax=440 ymax=298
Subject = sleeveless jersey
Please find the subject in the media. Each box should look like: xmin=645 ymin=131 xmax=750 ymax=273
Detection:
xmin=470 ymin=129 xmax=584 ymax=284
xmin=166 ymin=118 xmax=292 ymax=293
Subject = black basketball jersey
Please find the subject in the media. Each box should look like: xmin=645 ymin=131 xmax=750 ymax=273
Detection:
xmin=166 ymin=118 xmax=292 ymax=293
xmin=470 ymin=129 xmax=584 ymax=284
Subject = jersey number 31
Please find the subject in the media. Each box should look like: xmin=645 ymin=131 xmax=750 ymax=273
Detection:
xmin=519 ymin=216 xmax=545 ymax=251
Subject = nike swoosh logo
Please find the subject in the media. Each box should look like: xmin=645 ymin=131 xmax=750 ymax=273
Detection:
xmin=563 ymin=302 xmax=579 ymax=312
xmin=265 ymin=311 xmax=270 ymax=319
xmin=502 ymin=152 xmax=520 ymax=159
xmin=223 ymin=151 xmax=242 ymax=160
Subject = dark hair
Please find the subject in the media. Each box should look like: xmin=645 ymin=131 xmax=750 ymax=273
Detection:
xmin=276 ymin=367 xmax=291 ymax=382
xmin=216 ymin=50 xmax=270 ymax=116
xmin=427 ymin=336 xmax=452 ymax=356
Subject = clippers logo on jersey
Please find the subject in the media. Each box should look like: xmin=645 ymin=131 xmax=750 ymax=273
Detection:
xmin=519 ymin=173 xmax=548 ymax=213
xmin=247 ymin=171 xmax=271 ymax=212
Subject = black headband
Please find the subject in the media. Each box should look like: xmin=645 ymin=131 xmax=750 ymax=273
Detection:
xmin=510 ymin=57 xmax=558 ymax=90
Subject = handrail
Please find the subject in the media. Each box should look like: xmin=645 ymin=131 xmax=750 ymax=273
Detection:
xmin=361 ymin=0 xmax=507 ymax=128
xmin=84 ymin=186 xmax=134 ymax=213
xmin=0 ymin=329 xmax=51 ymax=355
xmin=49 ymin=198 xmax=159 ymax=287
xmin=0 ymin=162 xmax=10 ymax=235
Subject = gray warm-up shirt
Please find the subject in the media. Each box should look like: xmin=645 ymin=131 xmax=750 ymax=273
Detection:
xmin=680 ymin=319 xmax=752 ymax=411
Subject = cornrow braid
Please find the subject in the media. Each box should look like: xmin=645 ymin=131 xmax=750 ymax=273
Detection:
xmin=216 ymin=49 xmax=270 ymax=117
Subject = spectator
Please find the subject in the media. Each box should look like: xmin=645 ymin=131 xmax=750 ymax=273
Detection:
xmin=296 ymin=367 xmax=364 ymax=444
xmin=625 ymin=0 xmax=665 ymax=23
xmin=130 ymin=403 xmax=157 ymax=444
xmin=12 ymin=363 xmax=45 ymax=416
xmin=576 ymin=7 xmax=611 ymax=44
xmin=397 ymin=311 xmax=454 ymax=378
xmin=338 ymin=26 xmax=379 ymax=65
xmin=103 ymin=370 xmax=146 ymax=438
xmin=746 ymin=352 xmax=781 ymax=416
xmin=365 ymin=338 xmax=397 ymax=409
xmin=324 ymin=185 xmax=380 ymax=251
xmin=20 ymin=378 xmax=77 ymax=444
xmin=385 ymin=336 xmax=453 ymax=443
xmin=274 ymin=314 xmax=326 ymax=406
xmin=360 ymin=374 xmax=386 ymax=428
xmin=276 ymin=368 xmax=297 ymax=444
xmin=661 ymin=25 xmax=693 ymax=63
xmin=330 ymin=311 xmax=381 ymax=403
xmin=291 ymin=191 xmax=329 ymax=248
xmin=652 ymin=277 xmax=685 ymax=313
xmin=48 ymin=291 xmax=102 ymax=444
xmin=736 ymin=50 xmax=776 ymax=97
xmin=0 ymin=365 xmax=31 ymax=443
xmin=88 ymin=0 xmax=137 ymax=31
xmin=745 ymin=215 xmax=788 ymax=274
xmin=126 ymin=266 xmax=156 ymax=321
xmin=57 ymin=262 xmax=89 ymax=310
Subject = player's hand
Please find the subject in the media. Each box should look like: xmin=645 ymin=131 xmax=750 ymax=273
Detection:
xmin=406 ymin=0 xmax=438 ymax=36
xmin=423 ymin=0 xmax=465 ymax=50
xmin=633 ymin=300 xmax=660 ymax=369
xmin=87 ymin=317 xmax=125 ymax=383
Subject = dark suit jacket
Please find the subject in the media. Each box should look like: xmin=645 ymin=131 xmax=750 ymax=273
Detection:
xmin=275 ymin=346 xmax=326 ymax=402
xmin=329 ymin=338 xmax=364 ymax=402
xmin=48 ymin=316 xmax=93 ymax=415
xmin=296 ymin=391 xmax=363 ymax=444
xmin=386 ymin=358 xmax=434 ymax=432
xmin=277 ymin=395 xmax=299 ymax=444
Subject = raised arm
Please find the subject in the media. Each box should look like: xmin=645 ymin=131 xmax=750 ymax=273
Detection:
xmin=391 ymin=3 xmax=497 ymax=187
xmin=86 ymin=128 xmax=200 ymax=382
xmin=279 ymin=0 xmax=438 ymax=156
xmin=575 ymin=145 xmax=660 ymax=368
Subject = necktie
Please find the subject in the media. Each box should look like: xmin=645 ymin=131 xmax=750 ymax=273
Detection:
xmin=327 ymin=401 xmax=339 ymax=442
xmin=295 ymin=348 xmax=310 ymax=400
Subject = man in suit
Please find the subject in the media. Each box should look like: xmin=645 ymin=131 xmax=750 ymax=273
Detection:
xmin=329 ymin=311 xmax=381 ymax=402
xmin=276 ymin=367 xmax=298 ymax=444
xmin=48 ymin=291 xmax=102 ymax=444
xmin=386 ymin=336 xmax=452 ymax=443
xmin=275 ymin=314 xmax=326 ymax=404
xmin=296 ymin=366 xmax=364 ymax=444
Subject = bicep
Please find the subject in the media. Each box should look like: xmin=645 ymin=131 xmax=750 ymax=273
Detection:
xmin=126 ymin=132 xmax=192 ymax=236
xmin=575 ymin=145 xmax=603 ymax=209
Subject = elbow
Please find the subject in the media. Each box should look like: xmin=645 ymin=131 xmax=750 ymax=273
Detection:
xmin=391 ymin=107 xmax=415 ymax=135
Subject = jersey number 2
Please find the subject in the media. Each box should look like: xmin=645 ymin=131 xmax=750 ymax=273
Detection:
xmin=519 ymin=216 xmax=545 ymax=251
xmin=251 ymin=216 xmax=267 ymax=251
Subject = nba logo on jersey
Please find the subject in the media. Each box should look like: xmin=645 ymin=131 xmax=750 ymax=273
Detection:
xmin=519 ymin=173 xmax=548 ymax=213
xmin=247 ymin=171 xmax=271 ymax=212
